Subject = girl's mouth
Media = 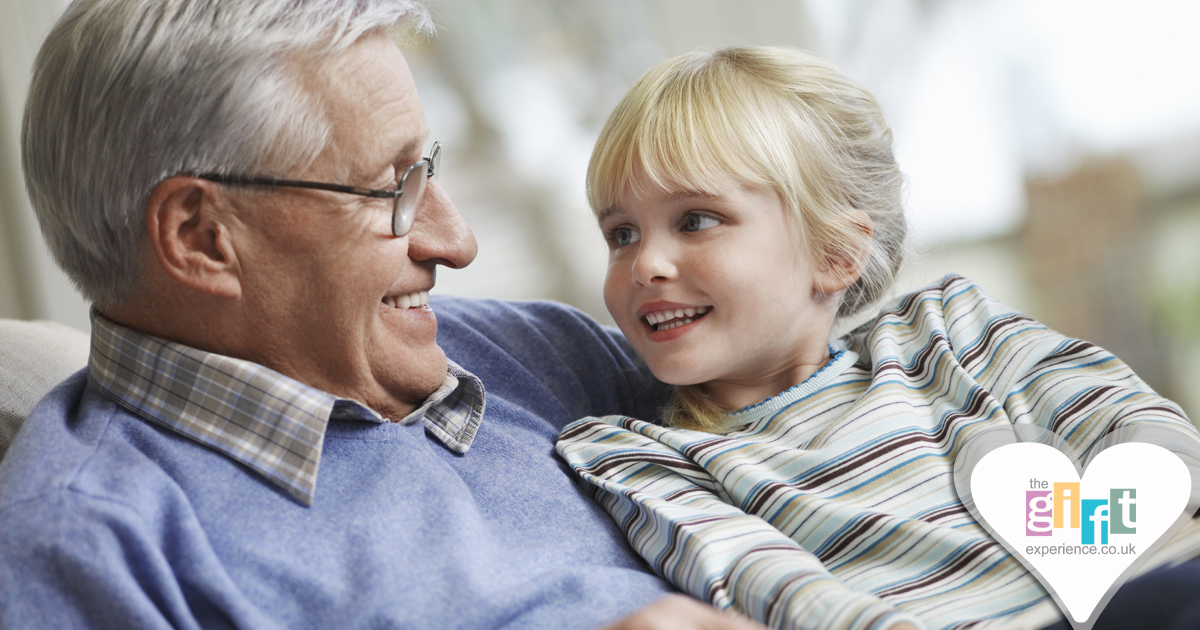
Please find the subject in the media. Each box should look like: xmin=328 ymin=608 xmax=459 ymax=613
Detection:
xmin=644 ymin=306 xmax=711 ymax=331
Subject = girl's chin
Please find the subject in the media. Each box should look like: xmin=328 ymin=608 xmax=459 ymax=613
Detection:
xmin=646 ymin=365 xmax=712 ymax=388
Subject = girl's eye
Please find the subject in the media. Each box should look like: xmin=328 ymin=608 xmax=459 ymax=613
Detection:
xmin=610 ymin=226 xmax=641 ymax=248
xmin=682 ymin=212 xmax=721 ymax=233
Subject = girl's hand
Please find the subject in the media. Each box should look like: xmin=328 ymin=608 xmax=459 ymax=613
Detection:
xmin=602 ymin=595 xmax=768 ymax=630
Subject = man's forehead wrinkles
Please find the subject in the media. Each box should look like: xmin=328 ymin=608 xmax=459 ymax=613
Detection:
xmin=307 ymin=40 xmax=427 ymax=184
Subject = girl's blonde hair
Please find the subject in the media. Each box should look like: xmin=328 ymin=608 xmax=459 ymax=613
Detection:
xmin=588 ymin=46 xmax=905 ymax=432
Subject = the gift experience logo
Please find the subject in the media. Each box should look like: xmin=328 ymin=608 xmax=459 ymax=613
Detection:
xmin=1024 ymin=478 xmax=1138 ymax=556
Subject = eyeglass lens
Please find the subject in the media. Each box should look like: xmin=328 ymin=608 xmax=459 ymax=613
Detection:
xmin=392 ymin=143 xmax=441 ymax=237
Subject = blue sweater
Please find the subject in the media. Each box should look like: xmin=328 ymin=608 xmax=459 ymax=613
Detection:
xmin=0 ymin=297 xmax=674 ymax=629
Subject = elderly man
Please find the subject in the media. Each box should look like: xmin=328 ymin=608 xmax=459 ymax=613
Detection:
xmin=0 ymin=1 xmax=762 ymax=628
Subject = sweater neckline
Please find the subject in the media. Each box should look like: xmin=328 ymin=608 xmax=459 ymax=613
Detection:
xmin=726 ymin=342 xmax=859 ymax=423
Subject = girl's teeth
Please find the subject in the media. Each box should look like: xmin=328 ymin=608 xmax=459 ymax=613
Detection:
xmin=658 ymin=318 xmax=695 ymax=331
xmin=644 ymin=307 xmax=711 ymax=328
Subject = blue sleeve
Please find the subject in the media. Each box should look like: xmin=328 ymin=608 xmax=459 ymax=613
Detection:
xmin=1 ymin=484 xmax=285 ymax=630
xmin=2 ymin=493 xmax=210 ymax=630
xmin=0 ymin=378 xmax=268 ymax=630
xmin=432 ymin=297 xmax=670 ymax=428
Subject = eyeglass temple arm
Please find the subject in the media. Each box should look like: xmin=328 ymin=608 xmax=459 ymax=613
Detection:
xmin=195 ymin=174 xmax=396 ymax=199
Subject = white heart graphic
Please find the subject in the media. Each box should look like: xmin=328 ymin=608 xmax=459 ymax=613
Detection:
xmin=971 ymin=442 xmax=1191 ymax=629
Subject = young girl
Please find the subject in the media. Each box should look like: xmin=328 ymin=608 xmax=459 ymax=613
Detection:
xmin=555 ymin=47 xmax=1200 ymax=630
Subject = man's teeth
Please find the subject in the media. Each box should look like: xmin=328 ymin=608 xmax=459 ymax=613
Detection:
xmin=383 ymin=291 xmax=430 ymax=309
xmin=644 ymin=306 xmax=710 ymax=329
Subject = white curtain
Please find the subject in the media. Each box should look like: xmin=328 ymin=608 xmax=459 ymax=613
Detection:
xmin=0 ymin=0 xmax=86 ymax=330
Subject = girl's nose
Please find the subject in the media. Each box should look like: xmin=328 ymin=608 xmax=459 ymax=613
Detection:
xmin=630 ymin=237 xmax=676 ymax=286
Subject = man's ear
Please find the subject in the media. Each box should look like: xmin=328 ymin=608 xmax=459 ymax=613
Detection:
xmin=145 ymin=177 xmax=242 ymax=298
xmin=813 ymin=210 xmax=873 ymax=294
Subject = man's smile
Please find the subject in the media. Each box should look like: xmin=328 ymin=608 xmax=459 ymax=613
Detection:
xmin=382 ymin=290 xmax=430 ymax=310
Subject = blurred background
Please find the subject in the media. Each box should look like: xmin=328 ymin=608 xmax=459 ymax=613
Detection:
xmin=2 ymin=0 xmax=1198 ymax=421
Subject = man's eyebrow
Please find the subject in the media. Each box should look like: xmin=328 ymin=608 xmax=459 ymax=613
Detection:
xmin=392 ymin=135 xmax=426 ymax=166
xmin=382 ymin=131 xmax=431 ymax=176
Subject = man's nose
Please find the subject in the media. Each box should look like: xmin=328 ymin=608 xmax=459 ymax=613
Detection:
xmin=405 ymin=180 xmax=477 ymax=269
xmin=630 ymin=235 xmax=675 ymax=286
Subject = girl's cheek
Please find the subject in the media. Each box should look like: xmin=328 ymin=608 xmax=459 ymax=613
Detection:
xmin=602 ymin=277 xmax=625 ymax=321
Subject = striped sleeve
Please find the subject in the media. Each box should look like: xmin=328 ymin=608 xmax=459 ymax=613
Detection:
xmin=934 ymin=276 xmax=1199 ymax=462
xmin=557 ymin=416 xmax=925 ymax=630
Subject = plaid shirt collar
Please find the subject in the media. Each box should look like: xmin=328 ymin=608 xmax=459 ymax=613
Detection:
xmin=87 ymin=310 xmax=485 ymax=506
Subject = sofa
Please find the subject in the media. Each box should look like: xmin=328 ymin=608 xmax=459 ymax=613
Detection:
xmin=0 ymin=319 xmax=90 ymax=460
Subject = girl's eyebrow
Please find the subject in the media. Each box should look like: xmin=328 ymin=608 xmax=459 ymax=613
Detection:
xmin=597 ymin=189 xmax=721 ymax=222
xmin=671 ymin=189 xmax=719 ymax=201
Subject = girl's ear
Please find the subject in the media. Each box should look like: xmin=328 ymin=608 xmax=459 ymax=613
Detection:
xmin=813 ymin=210 xmax=873 ymax=294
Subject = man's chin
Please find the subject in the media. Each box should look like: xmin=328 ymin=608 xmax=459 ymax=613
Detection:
xmin=373 ymin=343 xmax=449 ymax=406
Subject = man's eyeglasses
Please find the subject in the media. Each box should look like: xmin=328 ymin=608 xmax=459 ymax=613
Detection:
xmin=197 ymin=142 xmax=441 ymax=237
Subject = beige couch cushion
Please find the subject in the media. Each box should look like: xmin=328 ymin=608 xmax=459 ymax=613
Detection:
xmin=0 ymin=319 xmax=90 ymax=460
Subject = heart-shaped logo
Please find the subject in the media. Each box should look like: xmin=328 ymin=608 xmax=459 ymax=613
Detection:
xmin=969 ymin=441 xmax=1191 ymax=629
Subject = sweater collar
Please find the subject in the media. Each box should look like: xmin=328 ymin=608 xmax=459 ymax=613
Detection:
xmin=727 ymin=341 xmax=859 ymax=425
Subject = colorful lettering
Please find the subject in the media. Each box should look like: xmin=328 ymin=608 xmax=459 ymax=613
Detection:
xmin=1026 ymin=490 xmax=1053 ymax=536
xmin=1054 ymin=482 xmax=1080 ymax=529
xmin=1110 ymin=488 xmax=1137 ymax=535
xmin=1081 ymin=499 xmax=1109 ymax=545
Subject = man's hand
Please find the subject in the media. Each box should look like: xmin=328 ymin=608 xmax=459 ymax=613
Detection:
xmin=602 ymin=595 xmax=768 ymax=630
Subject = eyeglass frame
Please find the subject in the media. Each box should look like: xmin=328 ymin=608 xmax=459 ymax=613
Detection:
xmin=195 ymin=141 xmax=441 ymax=237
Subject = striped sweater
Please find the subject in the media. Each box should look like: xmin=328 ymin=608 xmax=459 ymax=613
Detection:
xmin=556 ymin=275 xmax=1199 ymax=630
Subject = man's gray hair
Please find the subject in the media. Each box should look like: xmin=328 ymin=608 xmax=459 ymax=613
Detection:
xmin=22 ymin=0 xmax=432 ymax=308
